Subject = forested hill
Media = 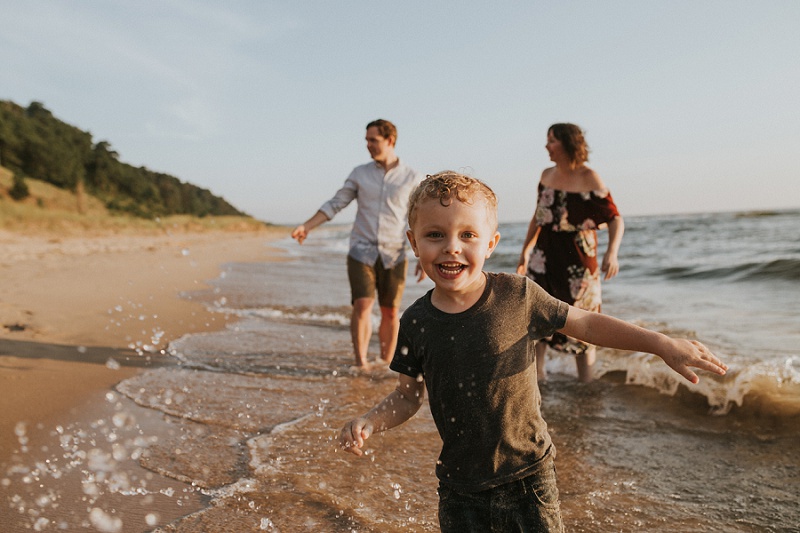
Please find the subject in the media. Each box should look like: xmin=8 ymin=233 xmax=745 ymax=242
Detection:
xmin=0 ymin=100 xmax=248 ymax=218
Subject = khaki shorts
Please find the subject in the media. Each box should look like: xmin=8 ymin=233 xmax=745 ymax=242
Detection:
xmin=347 ymin=255 xmax=408 ymax=309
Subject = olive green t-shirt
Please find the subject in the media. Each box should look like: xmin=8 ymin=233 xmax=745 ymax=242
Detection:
xmin=391 ymin=272 xmax=569 ymax=492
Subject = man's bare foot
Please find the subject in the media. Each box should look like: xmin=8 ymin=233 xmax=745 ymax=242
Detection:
xmin=348 ymin=362 xmax=372 ymax=375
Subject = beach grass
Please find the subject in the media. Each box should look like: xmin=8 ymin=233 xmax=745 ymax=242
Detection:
xmin=0 ymin=165 xmax=277 ymax=235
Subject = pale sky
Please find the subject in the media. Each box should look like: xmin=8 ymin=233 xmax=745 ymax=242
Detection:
xmin=2 ymin=1 xmax=798 ymax=224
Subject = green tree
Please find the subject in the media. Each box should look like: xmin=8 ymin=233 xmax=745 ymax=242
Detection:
xmin=0 ymin=99 xmax=249 ymax=219
xmin=9 ymin=173 xmax=29 ymax=200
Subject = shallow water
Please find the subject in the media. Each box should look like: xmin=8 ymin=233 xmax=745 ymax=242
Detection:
xmin=1 ymin=385 xmax=209 ymax=532
xmin=3 ymin=210 xmax=799 ymax=532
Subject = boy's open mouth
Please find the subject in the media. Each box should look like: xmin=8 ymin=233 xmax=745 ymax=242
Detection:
xmin=437 ymin=262 xmax=466 ymax=275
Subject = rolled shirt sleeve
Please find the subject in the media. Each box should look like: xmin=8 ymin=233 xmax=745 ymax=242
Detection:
xmin=318 ymin=161 xmax=421 ymax=268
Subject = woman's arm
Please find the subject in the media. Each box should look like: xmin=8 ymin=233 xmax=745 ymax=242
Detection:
xmin=516 ymin=217 xmax=541 ymax=275
xmin=559 ymin=306 xmax=728 ymax=383
xmin=339 ymin=373 xmax=425 ymax=456
xmin=601 ymin=216 xmax=624 ymax=280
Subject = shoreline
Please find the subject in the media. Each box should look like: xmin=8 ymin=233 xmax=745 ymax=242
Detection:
xmin=0 ymin=226 xmax=289 ymax=531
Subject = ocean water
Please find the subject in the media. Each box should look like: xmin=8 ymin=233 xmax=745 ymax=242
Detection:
xmin=3 ymin=209 xmax=799 ymax=532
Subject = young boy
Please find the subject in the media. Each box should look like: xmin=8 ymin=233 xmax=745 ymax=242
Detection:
xmin=339 ymin=171 xmax=728 ymax=532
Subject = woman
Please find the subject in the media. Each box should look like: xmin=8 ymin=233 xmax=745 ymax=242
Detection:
xmin=517 ymin=123 xmax=624 ymax=382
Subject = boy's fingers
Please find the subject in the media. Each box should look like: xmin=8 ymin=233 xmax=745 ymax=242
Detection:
xmin=340 ymin=421 xmax=372 ymax=456
xmin=682 ymin=368 xmax=699 ymax=384
xmin=690 ymin=341 xmax=728 ymax=375
xmin=349 ymin=424 xmax=364 ymax=445
xmin=339 ymin=425 xmax=358 ymax=447
xmin=345 ymin=445 xmax=363 ymax=457
xmin=698 ymin=358 xmax=728 ymax=375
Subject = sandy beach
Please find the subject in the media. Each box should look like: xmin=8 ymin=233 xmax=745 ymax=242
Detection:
xmin=0 ymin=226 xmax=289 ymax=531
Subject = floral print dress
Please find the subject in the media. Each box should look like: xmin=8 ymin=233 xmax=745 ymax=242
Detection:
xmin=526 ymin=184 xmax=620 ymax=354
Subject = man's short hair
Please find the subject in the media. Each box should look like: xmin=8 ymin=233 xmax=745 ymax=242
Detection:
xmin=407 ymin=171 xmax=498 ymax=230
xmin=366 ymin=119 xmax=398 ymax=142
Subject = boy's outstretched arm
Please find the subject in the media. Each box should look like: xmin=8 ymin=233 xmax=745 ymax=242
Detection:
xmin=339 ymin=373 xmax=425 ymax=456
xmin=560 ymin=306 xmax=728 ymax=384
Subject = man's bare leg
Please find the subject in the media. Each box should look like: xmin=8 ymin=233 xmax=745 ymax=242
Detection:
xmin=351 ymin=297 xmax=374 ymax=367
xmin=378 ymin=306 xmax=400 ymax=363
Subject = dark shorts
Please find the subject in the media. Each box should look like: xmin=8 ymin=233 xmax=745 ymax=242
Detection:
xmin=347 ymin=255 xmax=408 ymax=309
xmin=438 ymin=456 xmax=564 ymax=533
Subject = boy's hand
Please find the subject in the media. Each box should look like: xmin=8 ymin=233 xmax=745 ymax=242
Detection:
xmin=661 ymin=339 xmax=728 ymax=384
xmin=339 ymin=418 xmax=373 ymax=456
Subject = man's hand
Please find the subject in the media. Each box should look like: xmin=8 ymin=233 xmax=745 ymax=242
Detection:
xmin=292 ymin=211 xmax=329 ymax=244
xmin=291 ymin=225 xmax=308 ymax=244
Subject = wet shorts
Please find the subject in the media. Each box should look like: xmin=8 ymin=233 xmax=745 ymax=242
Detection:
xmin=438 ymin=455 xmax=564 ymax=532
xmin=347 ymin=255 xmax=408 ymax=309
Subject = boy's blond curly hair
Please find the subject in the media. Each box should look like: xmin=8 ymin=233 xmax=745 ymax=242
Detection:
xmin=407 ymin=171 xmax=498 ymax=230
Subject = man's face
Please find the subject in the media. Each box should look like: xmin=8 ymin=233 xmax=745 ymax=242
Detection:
xmin=365 ymin=126 xmax=395 ymax=163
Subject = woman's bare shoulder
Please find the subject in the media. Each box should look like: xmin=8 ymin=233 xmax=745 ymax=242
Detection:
xmin=580 ymin=166 xmax=606 ymax=190
xmin=540 ymin=166 xmax=557 ymax=185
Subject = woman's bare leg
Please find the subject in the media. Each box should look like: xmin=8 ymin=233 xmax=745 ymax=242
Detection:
xmin=575 ymin=345 xmax=596 ymax=383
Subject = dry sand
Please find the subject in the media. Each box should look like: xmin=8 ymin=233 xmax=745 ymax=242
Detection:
xmin=0 ymin=226 xmax=289 ymax=529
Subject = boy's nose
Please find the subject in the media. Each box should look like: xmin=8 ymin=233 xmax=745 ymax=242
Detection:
xmin=443 ymin=238 xmax=461 ymax=254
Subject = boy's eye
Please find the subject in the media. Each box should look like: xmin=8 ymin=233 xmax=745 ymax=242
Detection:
xmin=461 ymin=232 xmax=477 ymax=239
xmin=426 ymin=231 xmax=443 ymax=239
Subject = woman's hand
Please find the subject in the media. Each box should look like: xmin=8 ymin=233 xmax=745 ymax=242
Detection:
xmin=516 ymin=254 xmax=529 ymax=276
xmin=602 ymin=217 xmax=624 ymax=280
xmin=601 ymin=251 xmax=619 ymax=280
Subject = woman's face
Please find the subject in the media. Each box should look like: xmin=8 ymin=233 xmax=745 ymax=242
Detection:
xmin=545 ymin=131 xmax=565 ymax=162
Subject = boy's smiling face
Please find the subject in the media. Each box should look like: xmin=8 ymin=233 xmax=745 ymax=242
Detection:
xmin=407 ymin=195 xmax=500 ymax=309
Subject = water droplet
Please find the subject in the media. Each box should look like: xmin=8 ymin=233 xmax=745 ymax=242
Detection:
xmin=89 ymin=507 xmax=123 ymax=533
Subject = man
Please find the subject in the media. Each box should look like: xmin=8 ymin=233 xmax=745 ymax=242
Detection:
xmin=292 ymin=119 xmax=423 ymax=369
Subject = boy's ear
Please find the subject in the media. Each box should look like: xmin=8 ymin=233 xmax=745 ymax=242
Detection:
xmin=406 ymin=229 xmax=419 ymax=257
xmin=485 ymin=231 xmax=501 ymax=258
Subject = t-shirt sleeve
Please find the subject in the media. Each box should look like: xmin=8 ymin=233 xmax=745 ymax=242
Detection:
xmin=389 ymin=323 xmax=423 ymax=378
xmin=526 ymin=278 xmax=569 ymax=339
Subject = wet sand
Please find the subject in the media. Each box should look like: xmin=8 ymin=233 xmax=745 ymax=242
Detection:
xmin=0 ymin=227 xmax=288 ymax=531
